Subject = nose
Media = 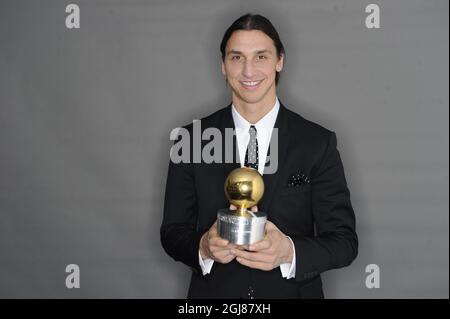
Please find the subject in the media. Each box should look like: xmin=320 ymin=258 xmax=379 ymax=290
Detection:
xmin=242 ymin=60 xmax=256 ymax=78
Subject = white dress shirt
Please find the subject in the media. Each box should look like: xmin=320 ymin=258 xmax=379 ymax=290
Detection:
xmin=199 ymin=97 xmax=296 ymax=279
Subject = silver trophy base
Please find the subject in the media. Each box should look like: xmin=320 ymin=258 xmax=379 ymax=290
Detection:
xmin=217 ymin=208 xmax=267 ymax=245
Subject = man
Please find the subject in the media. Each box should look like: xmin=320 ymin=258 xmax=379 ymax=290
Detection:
xmin=161 ymin=13 xmax=358 ymax=299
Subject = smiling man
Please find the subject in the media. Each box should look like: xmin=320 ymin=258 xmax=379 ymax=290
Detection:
xmin=220 ymin=28 xmax=283 ymax=123
xmin=161 ymin=13 xmax=358 ymax=299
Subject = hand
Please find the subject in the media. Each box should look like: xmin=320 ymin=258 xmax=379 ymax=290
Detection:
xmin=199 ymin=220 xmax=240 ymax=264
xmin=231 ymin=221 xmax=294 ymax=271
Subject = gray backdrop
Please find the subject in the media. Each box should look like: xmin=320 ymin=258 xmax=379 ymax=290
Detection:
xmin=0 ymin=0 xmax=448 ymax=298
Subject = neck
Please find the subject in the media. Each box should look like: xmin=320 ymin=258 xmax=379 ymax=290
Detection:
xmin=232 ymin=91 xmax=277 ymax=124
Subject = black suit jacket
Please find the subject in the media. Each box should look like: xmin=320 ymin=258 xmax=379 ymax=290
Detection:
xmin=160 ymin=102 xmax=358 ymax=299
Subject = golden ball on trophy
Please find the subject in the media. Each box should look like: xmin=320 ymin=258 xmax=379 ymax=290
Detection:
xmin=224 ymin=167 xmax=265 ymax=216
xmin=218 ymin=167 xmax=267 ymax=245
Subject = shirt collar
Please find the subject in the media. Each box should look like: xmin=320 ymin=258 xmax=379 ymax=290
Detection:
xmin=231 ymin=97 xmax=280 ymax=132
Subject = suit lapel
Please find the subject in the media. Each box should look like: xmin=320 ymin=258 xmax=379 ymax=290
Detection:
xmin=220 ymin=105 xmax=241 ymax=178
xmin=258 ymin=103 xmax=290 ymax=214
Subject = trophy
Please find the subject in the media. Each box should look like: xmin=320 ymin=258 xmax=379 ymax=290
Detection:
xmin=217 ymin=167 xmax=267 ymax=245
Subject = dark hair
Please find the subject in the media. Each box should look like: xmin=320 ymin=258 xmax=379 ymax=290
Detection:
xmin=220 ymin=13 xmax=285 ymax=84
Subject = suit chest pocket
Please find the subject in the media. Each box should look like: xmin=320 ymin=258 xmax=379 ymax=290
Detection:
xmin=273 ymin=184 xmax=313 ymax=234
xmin=277 ymin=184 xmax=312 ymax=213
xmin=279 ymin=184 xmax=312 ymax=196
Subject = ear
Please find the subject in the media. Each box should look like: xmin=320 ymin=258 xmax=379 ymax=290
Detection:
xmin=221 ymin=60 xmax=226 ymax=76
xmin=276 ymin=53 xmax=284 ymax=72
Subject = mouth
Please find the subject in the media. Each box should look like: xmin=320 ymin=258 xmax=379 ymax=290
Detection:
xmin=239 ymin=79 xmax=263 ymax=91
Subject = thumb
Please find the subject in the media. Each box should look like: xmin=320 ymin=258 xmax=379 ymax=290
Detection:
xmin=265 ymin=220 xmax=277 ymax=231
xmin=209 ymin=220 xmax=218 ymax=234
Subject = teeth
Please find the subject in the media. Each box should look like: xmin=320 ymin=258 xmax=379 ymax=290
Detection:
xmin=242 ymin=81 xmax=260 ymax=86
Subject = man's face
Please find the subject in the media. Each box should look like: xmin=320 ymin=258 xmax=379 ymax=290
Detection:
xmin=222 ymin=30 xmax=284 ymax=105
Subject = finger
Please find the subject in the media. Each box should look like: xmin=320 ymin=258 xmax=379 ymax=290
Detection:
xmin=220 ymin=256 xmax=235 ymax=264
xmin=214 ymin=248 xmax=238 ymax=263
xmin=227 ymin=243 xmax=244 ymax=250
xmin=264 ymin=220 xmax=276 ymax=230
xmin=218 ymin=254 xmax=236 ymax=264
xmin=210 ymin=242 xmax=236 ymax=253
xmin=248 ymin=239 xmax=271 ymax=252
xmin=226 ymin=244 xmax=247 ymax=251
xmin=250 ymin=205 xmax=258 ymax=212
xmin=231 ymin=249 xmax=271 ymax=262
xmin=229 ymin=204 xmax=237 ymax=210
xmin=210 ymin=237 xmax=229 ymax=247
xmin=209 ymin=224 xmax=218 ymax=238
xmin=238 ymin=244 xmax=249 ymax=251
xmin=236 ymin=257 xmax=271 ymax=271
xmin=212 ymin=248 xmax=233 ymax=260
xmin=209 ymin=244 xmax=229 ymax=254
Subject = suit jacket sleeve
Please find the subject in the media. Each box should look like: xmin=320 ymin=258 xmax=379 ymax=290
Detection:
xmin=160 ymin=156 xmax=203 ymax=274
xmin=293 ymin=131 xmax=358 ymax=282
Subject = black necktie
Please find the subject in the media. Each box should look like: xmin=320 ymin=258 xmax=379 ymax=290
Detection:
xmin=244 ymin=125 xmax=258 ymax=171
xmin=243 ymin=125 xmax=258 ymax=299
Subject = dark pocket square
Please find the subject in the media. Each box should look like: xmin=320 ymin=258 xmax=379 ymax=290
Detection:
xmin=287 ymin=172 xmax=311 ymax=187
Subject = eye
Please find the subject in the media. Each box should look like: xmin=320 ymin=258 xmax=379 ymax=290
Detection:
xmin=231 ymin=55 xmax=241 ymax=61
xmin=258 ymin=55 xmax=267 ymax=60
